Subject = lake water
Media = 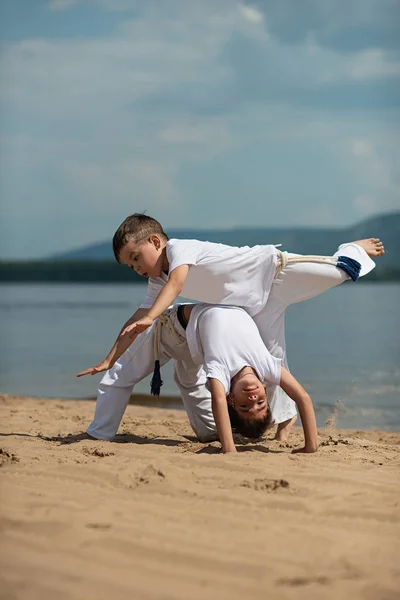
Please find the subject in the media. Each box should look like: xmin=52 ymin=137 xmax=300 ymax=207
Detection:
xmin=0 ymin=283 xmax=399 ymax=430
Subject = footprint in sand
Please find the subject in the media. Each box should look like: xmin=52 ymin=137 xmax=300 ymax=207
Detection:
xmin=320 ymin=436 xmax=351 ymax=447
xmin=81 ymin=447 xmax=115 ymax=458
xmin=240 ymin=478 xmax=289 ymax=492
xmin=134 ymin=465 xmax=166 ymax=487
xmin=0 ymin=448 xmax=19 ymax=467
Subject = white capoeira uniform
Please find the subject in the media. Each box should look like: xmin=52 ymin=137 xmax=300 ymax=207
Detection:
xmin=87 ymin=306 xmax=217 ymax=442
xmin=185 ymin=304 xmax=289 ymax=424
xmin=141 ymin=239 xmax=375 ymax=323
xmin=253 ymin=242 xmax=376 ymax=420
xmin=88 ymin=241 xmax=376 ymax=438
xmin=139 ymin=240 xmax=376 ymax=424
xmin=87 ymin=302 xmax=294 ymax=441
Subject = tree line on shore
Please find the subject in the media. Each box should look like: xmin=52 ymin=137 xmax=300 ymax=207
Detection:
xmin=0 ymin=260 xmax=399 ymax=283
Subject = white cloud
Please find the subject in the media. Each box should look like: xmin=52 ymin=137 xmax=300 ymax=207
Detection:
xmin=350 ymin=138 xmax=373 ymax=156
xmin=64 ymin=159 xmax=182 ymax=211
xmin=345 ymin=50 xmax=400 ymax=81
xmin=344 ymin=133 xmax=400 ymax=216
xmin=347 ymin=137 xmax=394 ymax=190
xmin=239 ymin=4 xmax=264 ymax=24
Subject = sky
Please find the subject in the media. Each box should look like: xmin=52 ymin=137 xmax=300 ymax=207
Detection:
xmin=0 ymin=0 xmax=399 ymax=259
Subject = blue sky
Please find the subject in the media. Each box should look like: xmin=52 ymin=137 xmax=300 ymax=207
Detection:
xmin=0 ymin=0 xmax=399 ymax=258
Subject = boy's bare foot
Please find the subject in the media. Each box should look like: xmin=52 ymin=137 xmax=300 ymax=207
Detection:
xmin=352 ymin=238 xmax=385 ymax=257
xmin=274 ymin=415 xmax=297 ymax=442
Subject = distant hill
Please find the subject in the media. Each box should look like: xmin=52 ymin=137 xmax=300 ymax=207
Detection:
xmin=1 ymin=212 xmax=399 ymax=283
xmin=54 ymin=212 xmax=400 ymax=268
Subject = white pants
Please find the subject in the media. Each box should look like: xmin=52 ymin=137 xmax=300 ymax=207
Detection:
xmin=87 ymin=307 xmax=217 ymax=442
xmin=253 ymin=242 xmax=376 ymax=423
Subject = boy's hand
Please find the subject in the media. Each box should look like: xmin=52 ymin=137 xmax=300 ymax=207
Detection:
xmin=76 ymin=360 xmax=110 ymax=378
xmin=122 ymin=316 xmax=154 ymax=339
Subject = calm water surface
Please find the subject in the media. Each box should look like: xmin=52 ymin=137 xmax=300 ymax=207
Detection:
xmin=0 ymin=283 xmax=399 ymax=430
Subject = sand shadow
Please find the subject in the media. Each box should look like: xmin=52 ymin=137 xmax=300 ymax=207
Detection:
xmin=1 ymin=431 xmax=197 ymax=449
xmin=111 ymin=433 xmax=184 ymax=447
xmin=0 ymin=432 xmax=98 ymax=445
xmin=196 ymin=444 xmax=284 ymax=455
xmin=181 ymin=434 xmax=202 ymax=442
xmin=0 ymin=432 xmax=56 ymax=442
xmin=42 ymin=432 xmax=185 ymax=447
xmin=1 ymin=432 xmax=285 ymax=453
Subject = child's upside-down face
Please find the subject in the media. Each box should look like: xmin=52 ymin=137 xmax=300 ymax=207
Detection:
xmin=229 ymin=373 xmax=268 ymax=421
xmin=119 ymin=236 xmax=165 ymax=279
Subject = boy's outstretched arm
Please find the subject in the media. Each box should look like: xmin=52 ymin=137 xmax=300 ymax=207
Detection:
xmin=76 ymin=308 xmax=149 ymax=377
xmin=279 ymin=367 xmax=319 ymax=453
xmin=209 ymin=378 xmax=237 ymax=454
xmin=123 ymin=265 xmax=189 ymax=339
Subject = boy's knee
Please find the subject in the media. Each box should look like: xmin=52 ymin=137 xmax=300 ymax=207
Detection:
xmin=190 ymin=416 xmax=218 ymax=442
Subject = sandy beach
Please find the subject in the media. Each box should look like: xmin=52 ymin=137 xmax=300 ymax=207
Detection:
xmin=1 ymin=394 xmax=399 ymax=600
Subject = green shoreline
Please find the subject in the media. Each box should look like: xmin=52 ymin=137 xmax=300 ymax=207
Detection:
xmin=1 ymin=260 xmax=400 ymax=282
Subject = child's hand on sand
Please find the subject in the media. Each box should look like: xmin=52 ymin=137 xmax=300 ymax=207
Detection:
xmin=76 ymin=359 xmax=110 ymax=378
xmin=122 ymin=316 xmax=154 ymax=339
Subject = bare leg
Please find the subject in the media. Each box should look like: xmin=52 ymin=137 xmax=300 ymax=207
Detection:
xmin=275 ymin=415 xmax=297 ymax=442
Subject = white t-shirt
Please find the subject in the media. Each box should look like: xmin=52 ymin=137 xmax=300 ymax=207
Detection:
xmin=185 ymin=304 xmax=282 ymax=394
xmin=140 ymin=238 xmax=278 ymax=317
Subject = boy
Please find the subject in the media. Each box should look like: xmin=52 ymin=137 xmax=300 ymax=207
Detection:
xmin=77 ymin=303 xmax=297 ymax=446
xmin=180 ymin=303 xmax=311 ymax=453
xmin=111 ymin=213 xmax=382 ymax=350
